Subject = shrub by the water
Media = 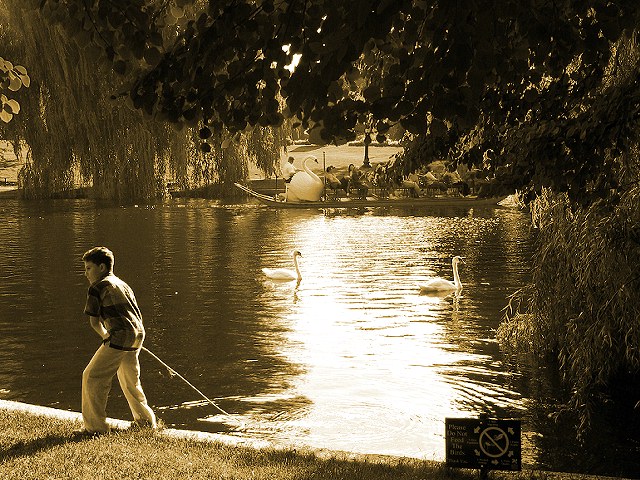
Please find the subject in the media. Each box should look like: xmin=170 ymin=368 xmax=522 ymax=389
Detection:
xmin=498 ymin=186 xmax=640 ymax=435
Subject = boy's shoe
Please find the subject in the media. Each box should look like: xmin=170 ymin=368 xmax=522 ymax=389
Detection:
xmin=127 ymin=419 xmax=157 ymax=430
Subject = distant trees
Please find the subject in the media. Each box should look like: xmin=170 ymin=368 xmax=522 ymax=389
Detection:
xmin=20 ymin=0 xmax=640 ymax=205
xmin=0 ymin=1 xmax=287 ymax=200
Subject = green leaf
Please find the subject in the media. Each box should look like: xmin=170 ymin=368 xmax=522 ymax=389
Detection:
xmin=8 ymin=75 xmax=21 ymax=92
xmin=363 ymin=85 xmax=380 ymax=102
xmin=308 ymin=125 xmax=327 ymax=145
xmin=143 ymin=47 xmax=163 ymax=67
xmin=18 ymin=74 xmax=30 ymax=88
xmin=400 ymin=115 xmax=424 ymax=135
xmin=429 ymin=118 xmax=447 ymax=137
xmin=7 ymin=99 xmax=20 ymax=114
xmin=375 ymin=120 xmax=390 ymax=133
xmin=524 ymin=88 xmax=538 ymax=103
xmin=170 ymin=5 xmax=184 ymax=19
xmin=113 ymin=60 xmax=127 ymax=75
xmin=0 ymin=109 xmax=12 ymax=123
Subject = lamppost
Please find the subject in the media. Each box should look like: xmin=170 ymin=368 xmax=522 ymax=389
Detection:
xmin=363 ymin=130 xmax=371 ymax=168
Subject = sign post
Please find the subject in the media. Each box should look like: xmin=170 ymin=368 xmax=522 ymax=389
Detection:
xmin=445 ymin=417 xmax=521 ymax=477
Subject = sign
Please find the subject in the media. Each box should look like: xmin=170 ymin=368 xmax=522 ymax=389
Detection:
xmin=445 ymin=418 xmax=521 ymax=471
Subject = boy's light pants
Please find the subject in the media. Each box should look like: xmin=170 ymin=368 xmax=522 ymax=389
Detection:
xmin=82 ymin=344 xmax=156 ymax=433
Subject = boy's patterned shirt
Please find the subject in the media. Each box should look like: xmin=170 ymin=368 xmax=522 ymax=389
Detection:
xmin=84 ymin=273 xmax=145 ymax=349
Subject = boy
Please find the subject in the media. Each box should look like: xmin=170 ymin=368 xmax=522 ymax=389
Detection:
xmin=80 ymin=246 xmax=156 ymax=434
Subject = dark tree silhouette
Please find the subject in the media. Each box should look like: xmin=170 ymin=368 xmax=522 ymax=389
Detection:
xmin=22 ymin=0 xmax=640 ymax=202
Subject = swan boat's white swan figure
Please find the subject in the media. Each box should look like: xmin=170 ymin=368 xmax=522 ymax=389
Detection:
xmin=286 ymin=156 xmax=324 ymax=202
xmin=263 ymin=251 xmax=302 ymax=281
xmin=418 ymin=256 xmax=465 ymax=292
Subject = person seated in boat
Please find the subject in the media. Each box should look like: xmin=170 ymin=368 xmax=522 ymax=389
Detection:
xmin=368 ymin=163 xmax=391 ymax=197
xmin=442 ymin=170 xmax=471 ymax=196
xmin=423 ymin=170 xmax=439 ymax=184
xmin=282 ymin=156 xmax=297 ymax=183
xmin=324 ymin=165 xmax=350 ymax=197
xmin=401 ymin=172 xmax=422 ymax=197
xmin=458 ymin=166 xmax=486 ymax=194
xmin=325 ymin=166 xmax=343 ymax=191
xmin=281 ymin=156 xmax=300 ymax=199
xmin=346 ymin=163 xmax=368 ymax=197
xmin=418 ymin=168 xmax=446 ymax=196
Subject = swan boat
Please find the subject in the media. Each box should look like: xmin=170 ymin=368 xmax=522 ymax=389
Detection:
xmin=234 ymin=182 xmax=509 ymax=209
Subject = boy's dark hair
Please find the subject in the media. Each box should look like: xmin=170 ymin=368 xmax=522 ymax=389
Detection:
xmin=82 ymin=246 xmax=114 ymax=271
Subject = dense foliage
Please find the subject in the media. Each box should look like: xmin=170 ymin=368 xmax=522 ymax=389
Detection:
xmin=498 ymin=185 xmax=640 ymax=436
xmin=18 ymin=0 xmax=640 ymax=204
xmin=0 ymin=3 xmax=181 ymax=199
xmin=0 ymin=1 xmax=287 ymax=200
xmin=497 ymin=26 xmax=640 ymax=436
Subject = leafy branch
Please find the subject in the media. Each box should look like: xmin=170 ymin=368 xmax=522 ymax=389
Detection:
xmin=0 ymin=56 xmax=29 ymax=123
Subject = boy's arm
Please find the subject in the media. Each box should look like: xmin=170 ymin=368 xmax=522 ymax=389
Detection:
xmin=89 ymin=316 xmax=109 ymax=340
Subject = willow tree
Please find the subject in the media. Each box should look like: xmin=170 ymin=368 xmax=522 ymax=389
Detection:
xmin=497 ymin=35 xmax=640 ymax=437
xmin=0 ymin=3 xmax=169 ymax=199
xmin=19 ymin=0 xmax=640 ymax=204
xmin=176 ymin=123 xmax=288 ymax=193
xmin=0 ymin=2 xmax=287 ymax=200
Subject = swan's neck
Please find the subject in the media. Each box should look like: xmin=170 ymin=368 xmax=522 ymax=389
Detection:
xmin=303 ymin=158 xmax=321 ymax=183
xmin=452 ymin=262 xmax=462 ymax=289
xmin=294 ymin=255 xmax=301 ymax=279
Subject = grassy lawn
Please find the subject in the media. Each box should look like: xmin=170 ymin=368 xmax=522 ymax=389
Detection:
xmin=0 ymin=407 xmax=624 ymax=480
xmin=0 ymin=408 xmax=465 ymax=480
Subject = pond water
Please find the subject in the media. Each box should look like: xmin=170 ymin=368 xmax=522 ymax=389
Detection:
xmin=0 ymin=198 xmax=638 ymax=477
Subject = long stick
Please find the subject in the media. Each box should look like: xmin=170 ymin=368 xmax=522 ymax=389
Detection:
xmin=141 ymin=346 xmax=231 ymax=417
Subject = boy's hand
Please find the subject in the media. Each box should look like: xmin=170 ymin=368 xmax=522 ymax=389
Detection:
xmin=89 ymin=316 xmax=109 ymax=339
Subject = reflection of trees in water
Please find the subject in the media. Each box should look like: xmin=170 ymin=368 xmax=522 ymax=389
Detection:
xmin=512 ymin=358 xmax=640 ymax=477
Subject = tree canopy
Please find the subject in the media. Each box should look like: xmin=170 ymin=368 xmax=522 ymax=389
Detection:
xmin=20 ymin=0 xmax=640 ymax=203
xmin=1 ymin=1 xmax=288 ymax=200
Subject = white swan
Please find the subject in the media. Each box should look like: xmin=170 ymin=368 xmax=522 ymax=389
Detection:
xmin=263 ymin=251 xmax=302 ymax=281
xmin=287 ymin=156 xmax=324 ymax=202
xmin=418 ymin=256 xmax=465 ymax=292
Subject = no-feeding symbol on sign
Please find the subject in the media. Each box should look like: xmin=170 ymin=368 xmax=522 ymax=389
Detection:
xmin=445 ymin=418 xmax=521 ymax=471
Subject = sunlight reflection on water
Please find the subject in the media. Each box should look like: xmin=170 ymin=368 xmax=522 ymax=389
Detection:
xmin=197 ymin=204 xmax=533 ymax=459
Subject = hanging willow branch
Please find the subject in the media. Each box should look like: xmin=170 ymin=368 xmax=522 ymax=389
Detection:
xmin=0 ymin=2 xmax=288 ymax=201
xmin=0 ymin=4 xmax=172 ymax=200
